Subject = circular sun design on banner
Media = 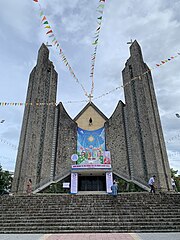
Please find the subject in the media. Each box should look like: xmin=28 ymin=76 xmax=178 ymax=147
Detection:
xmin=88 ymin=135 xmax=94 ymax=142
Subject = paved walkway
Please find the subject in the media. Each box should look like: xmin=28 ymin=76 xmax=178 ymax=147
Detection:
xmin=0 ymin=233 xmax=180 ymax=240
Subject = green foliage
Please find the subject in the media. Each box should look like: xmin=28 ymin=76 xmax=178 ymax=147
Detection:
xmin=115 ymin=177 xmax=145 ymax=192
xmin=171 ymin=168 xmax=180 ymax=192
xmin=171 ymin=168 xmax=178 ymax=178
xmin=0 ymin=164 xmax=13 ymax=194
xmin=42 ymin=175 xmax=71 ymax=194
xmin=43 ymin=182 xmax=68 ymax=194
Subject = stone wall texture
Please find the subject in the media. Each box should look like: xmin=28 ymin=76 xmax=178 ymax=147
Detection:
xmin=105 ymin=101 xmax=130 ymax=180
xmin=54 ymin=103 xmax=77 ymax=180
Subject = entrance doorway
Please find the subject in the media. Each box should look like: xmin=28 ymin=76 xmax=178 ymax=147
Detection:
xmin=78 ymin=176 xmax=106 ymax=191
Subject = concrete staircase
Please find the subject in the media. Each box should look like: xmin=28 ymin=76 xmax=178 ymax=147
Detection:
xmin=0 ymin=192 xmax=180 ymax=233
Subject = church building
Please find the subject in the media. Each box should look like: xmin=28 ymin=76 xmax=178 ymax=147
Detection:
xmin=12 ymin=40 xmax=172 ymax=194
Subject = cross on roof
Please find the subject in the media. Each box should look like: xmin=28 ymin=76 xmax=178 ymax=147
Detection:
xmin=88 ymin=94 xmax=93 ymax=103
xmin=127 ymin=39 xmax=133 ymax=45
xmin=45 ymin=42 xmax=52 ymax=48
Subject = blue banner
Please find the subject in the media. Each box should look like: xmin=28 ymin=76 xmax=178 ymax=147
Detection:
xmin=77 ymin=127 xmax=105 ymax=164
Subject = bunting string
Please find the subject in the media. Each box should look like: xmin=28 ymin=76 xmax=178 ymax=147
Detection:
xmin=33 ymin=1 xmax=180 ymax=101
xmin=154 ymin=53 xmax=180 ymax=68
xmin=168 ymin=151 xmax=180 ymax=159
xmin=93 ymin=87 xmax=120 ymax=100
xmin=90 ymin=0 xmax=106 ymax=97
xmin=0 ymin=102 xmax=66 ymax=106
xmin=0 ymin=101 xmax=90 ymax=106
xmin=166 ymin=133 xmax=180 ymax=144
xmin=2 ymin=5 xmax=180 ymax=107
xmin=63 ymin=100 xmax=88 ymax=104
xmin=70 ymin=47 xmax=180 ymax=99
xmin=0 ymin=138 xmax=18 ymax=151
xmin=122 ymin=51 xmax=180 ymax=88
xmin=33 ymin=0 xmax=88 ymax=97
xmin=0 ymin=46 xmax=179 ymax=107
xmin=0 ymin=101 xmax=88 ymax=106
xmin=0 ymin=102 xmax=57 ymax=106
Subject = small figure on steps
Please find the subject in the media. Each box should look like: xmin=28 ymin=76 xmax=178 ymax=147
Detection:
xmin=26 ymin=179 xmax=32 ymax=195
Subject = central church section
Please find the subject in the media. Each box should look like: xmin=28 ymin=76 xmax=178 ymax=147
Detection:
xmin=71 ymin=102 xmax=113 ymax=193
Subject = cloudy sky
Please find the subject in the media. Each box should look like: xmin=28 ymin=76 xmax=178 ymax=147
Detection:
xmin=0 ymin=0 xmax=180 ymax=174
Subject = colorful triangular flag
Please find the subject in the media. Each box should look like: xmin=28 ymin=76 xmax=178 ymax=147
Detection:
xmin=98 ymin=4 xmax=105 ymax=8
xmin=41 ymin=16 xmax=46 ymax=22
xmin=46 ymin=30 xmax=53 ymax=34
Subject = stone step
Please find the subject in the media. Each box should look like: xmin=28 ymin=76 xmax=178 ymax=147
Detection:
xmin=1 ymin=206 xmax=179 ymax=211
xmin=1 ymin=229 xmax=179 ymax=234
xmin=1 ymin=224 xmax=180 ymax=233
xmin=1 ymin=198 xmax=179 ymax=203
xmin=1 ymin=218 xmax=180 ymax=224
xmin=1 ymin=214 xmax=179 ymax=220
xmin=1 ymin=193 xmax=180 ymax=233
xmin=1 ymin=209 xmax=179 ymax=214
xmin=1 ymin=210 xmax=180 ymax=217
xmin=1 ymin=202 xmax=180 ymax=206
xmin=1 ymin=193 xmax=178 ymax=200
xmin=1 ymin=221 xmax=180 ymax=227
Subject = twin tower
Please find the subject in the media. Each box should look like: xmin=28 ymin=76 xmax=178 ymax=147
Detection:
xmin=12 ymin=40 xmax=172 ymax=193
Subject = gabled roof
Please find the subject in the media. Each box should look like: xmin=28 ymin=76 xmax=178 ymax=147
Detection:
xmin=73 ymin=101 xmax=108 ymax=122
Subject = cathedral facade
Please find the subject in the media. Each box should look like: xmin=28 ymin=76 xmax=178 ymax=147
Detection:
xmin=12 ymin=41 xmax=172 ymax=194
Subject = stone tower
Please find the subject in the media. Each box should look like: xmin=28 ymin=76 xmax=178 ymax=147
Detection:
xmin=122 ymin=40 xmax=172 ymax=190
xmin=12 ymin=44 xmax=58 ymax=193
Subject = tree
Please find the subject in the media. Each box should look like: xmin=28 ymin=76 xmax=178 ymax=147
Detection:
xmin=171 ymin=168 xmax=180 ymax=192
xmin=0 ymin=164 xmax=13 ymax=194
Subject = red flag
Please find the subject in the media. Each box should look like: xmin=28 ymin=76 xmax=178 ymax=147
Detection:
xmin=161 ymin=61 xmax=165 ymax=64
xmin=156 ymin=64 xmax=160 ymax=67
xmin=33 ymin=0 xmax=38 ymax=2
xmin=46 ymin=30 xmax=53 ymax=35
